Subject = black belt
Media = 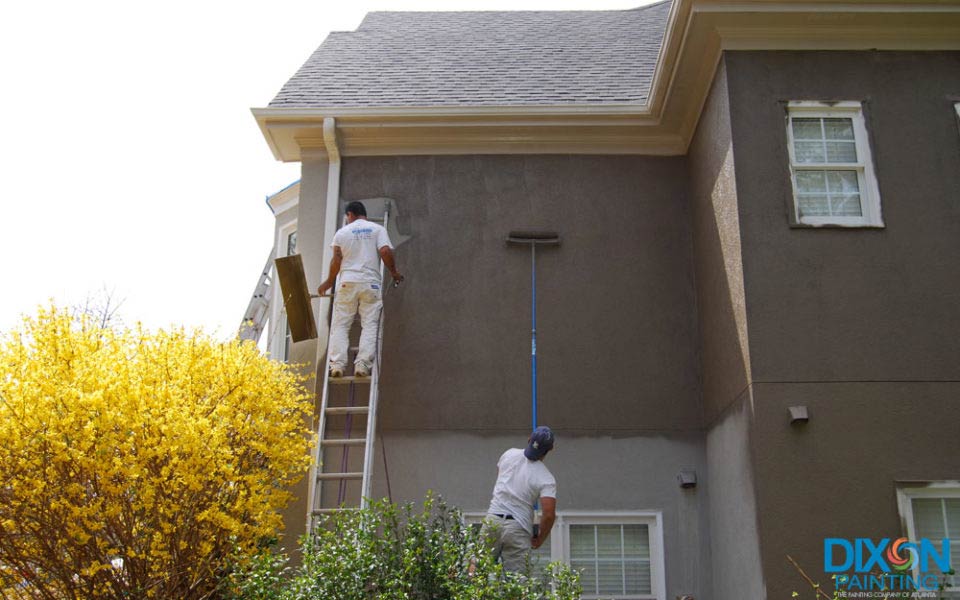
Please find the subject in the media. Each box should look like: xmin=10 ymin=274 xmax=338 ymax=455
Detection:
xmin=491 ymin=513 xmax=514 ymax=520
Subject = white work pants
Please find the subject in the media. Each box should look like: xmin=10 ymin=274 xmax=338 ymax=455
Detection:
xmin=328 ymin=282 xmax=383 ymax=372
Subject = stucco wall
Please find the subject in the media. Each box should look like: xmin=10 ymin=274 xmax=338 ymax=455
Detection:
xmin=751 ymin=382 xmax=960 ymax=596
xmin=688 ymin=58 xmax=752 ymax=426
xmin=370 ymin=431 xmax=711 ymax=599
xmin=690 ymin=59 xmax=765 ymax=600
xmin=705 ymin=392 xmax=765 ymax=600
xmin=340 ymin=154 xmax=702 ymax=434
xmin=724 ymin=50 xmax=960 ymax=596
xmin=725 ymin=50 xmax=960 ymax=383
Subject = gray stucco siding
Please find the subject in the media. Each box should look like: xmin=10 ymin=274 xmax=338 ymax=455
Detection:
xmin=723 ymin=51 xmax=960 ymax=384
xmin=749 ymin=381 xmax=960 ymax=599
xmin=340 ymin=154 xmax=703 ymax=433
xmin=370 ymin=431 xmax=711 ymax=599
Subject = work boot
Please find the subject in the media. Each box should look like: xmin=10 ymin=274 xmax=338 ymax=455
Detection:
xmin=354 ymin=363 xmax=370 ymax=378
xmin=329 ymin=366 xmax=344 ymax=378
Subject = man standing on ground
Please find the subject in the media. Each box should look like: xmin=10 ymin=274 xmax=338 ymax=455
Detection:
xmin=317 ymin=201 xmax=403 ymax=378
xmin=482 ymin=426 xmax=557 ymax=573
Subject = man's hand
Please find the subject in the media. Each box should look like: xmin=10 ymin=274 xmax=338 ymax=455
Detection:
xmin=390 ymin=271 xmax=404 ymax=287
xmin=531 ymin=534 xmax=546 ymax=549
xmin=317 ymin=282 xmax=333 ymax=296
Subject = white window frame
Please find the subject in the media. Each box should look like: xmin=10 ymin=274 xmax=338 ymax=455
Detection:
xmin=464 ymin=510 xmax=666 ymax=600
xmin=955 ymin=103 xmax=960 ymax=133
xmin=785 ymin=101 xmax=883 ymax=228
xmin=895 ymin=481 xmax=960 ymax=594
xmin=270 ymin=220 xmax=298 ymax=361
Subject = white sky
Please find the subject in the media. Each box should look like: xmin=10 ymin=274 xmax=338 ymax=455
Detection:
xmin=0 ymin=0 xmax=656 ymax=338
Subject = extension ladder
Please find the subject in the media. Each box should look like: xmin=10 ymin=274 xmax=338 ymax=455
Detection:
xmin=238 ymin=250 xmax=275 ymax=343
xmin=306 ymin=205 xmax=392 ymax=531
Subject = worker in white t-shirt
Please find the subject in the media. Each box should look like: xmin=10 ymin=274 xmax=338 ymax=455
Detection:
xmin=482 ymin=426 xmax=557 ymax=573
xmin=317 ymin=201 xmax=403 ymax=378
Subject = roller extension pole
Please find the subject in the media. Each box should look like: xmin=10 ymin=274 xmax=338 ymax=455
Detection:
xmin=506 ymin=231 xmax=560 ymax=433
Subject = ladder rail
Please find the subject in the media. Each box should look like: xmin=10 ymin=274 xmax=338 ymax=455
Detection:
xmin=359 ymin=203 xmax=390 ymax=507
xmin=238 ymin=249 xmax=276 ymax=342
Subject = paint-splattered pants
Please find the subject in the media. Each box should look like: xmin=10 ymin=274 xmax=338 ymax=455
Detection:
xmin=328 ymin=282 xmax=382 ymax=373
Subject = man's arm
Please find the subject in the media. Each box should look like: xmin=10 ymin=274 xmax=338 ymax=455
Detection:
xmin=531 ymin=496 xmax=556 ymax=549
xmin=378 ymin=246 xmax=403 ymax=284
xmin=317 ymin=247 xmax=343 ymax=295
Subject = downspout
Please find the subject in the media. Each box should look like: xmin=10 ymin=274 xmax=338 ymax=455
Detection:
xmin=314 ymin=117 xmax=342 ymax=383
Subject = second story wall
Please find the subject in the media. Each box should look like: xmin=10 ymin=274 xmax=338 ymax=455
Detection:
xmin=339 ymin=155 xmax=701 ymax=433
xmin=725 ymin=50 xmax=960 ymax=383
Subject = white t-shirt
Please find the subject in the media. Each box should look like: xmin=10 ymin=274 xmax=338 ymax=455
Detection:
xmin=487 ymin=448 xmax=557 ymax=535
xmin=331 ymin=218 xmax=393 ymax=284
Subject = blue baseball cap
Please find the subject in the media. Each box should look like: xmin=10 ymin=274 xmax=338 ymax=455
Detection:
xmin=524 ymin=426 xmax=555 ymax=460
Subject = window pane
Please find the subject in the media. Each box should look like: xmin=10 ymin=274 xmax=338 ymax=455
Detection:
xmin=596 ymin=525 xmax=622 ymax=558
xmin=914 ymin=499 xmax=947 ymax=539
xmin=570 ymin=525 xmax=595 ymax=559
xmin=831 ymin=195 xmax=863 ymax=217
xmin=796 ymin=171 xmax=827 ymax=193
xmin=826 ymin=171 xmax=860 ymax=194
xmin=823 ymin=118 xmax=855 ymax=140
xmin=624 ymin=560 xmax=653 ymax=594
xmin=597 ymin=561 xmax=624 ymax=595
xmin=792 ymin=118 xmax=823 ymax=140
xmin=794 ymin=141 xmax=825 ymax=163
xmin=287 ymin=231 xmax=297 ymax=256
xmin=571 ymin=560 xmax=596 ymax=594
xmin=825 ymin=141 xmax=858 ymax=163
xmin=623 ymin=524 xmax=650 ymax=559
xmin=946 ymin=499 xmax=960 ymax=538
xmin=797 ymin=195 xmax=830 ymax=216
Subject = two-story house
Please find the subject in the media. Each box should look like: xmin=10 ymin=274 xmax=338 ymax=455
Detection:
xmin=252 ymin=1 xmax=960 ymax=598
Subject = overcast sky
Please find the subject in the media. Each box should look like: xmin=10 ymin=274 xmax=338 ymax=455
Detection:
xmin=0 ymin=0 xmax=656 ymax=339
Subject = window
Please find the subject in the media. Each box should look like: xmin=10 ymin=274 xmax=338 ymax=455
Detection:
xmin=896 ymin=483 xmax=960 ymax=596
xmin=785 ymin=101 xmax=883 ymax=227
xmin=287 ymin=230 xmax=298 ymax=256
xmin=465 ymin=511 xmax=666 ymax=600
xmin=270 ymin=223 xmax=297 ymax=362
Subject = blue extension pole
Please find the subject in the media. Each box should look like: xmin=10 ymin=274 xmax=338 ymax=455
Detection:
xmin=531 ymin=242 xmax=537 ymax=432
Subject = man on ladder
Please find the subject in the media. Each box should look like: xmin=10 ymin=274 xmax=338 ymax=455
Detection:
xmin=317 ymin=201 xmax=403 ymax=378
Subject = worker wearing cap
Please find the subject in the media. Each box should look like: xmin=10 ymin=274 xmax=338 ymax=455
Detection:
xmin=481 ymin=426 xmax=557 ymax=573
xmin=317 ymin=201 xmax=403 ymax=378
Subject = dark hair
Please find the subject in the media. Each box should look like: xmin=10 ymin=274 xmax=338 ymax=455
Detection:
xmin=344 ymin=201 xmax=367 ymax=217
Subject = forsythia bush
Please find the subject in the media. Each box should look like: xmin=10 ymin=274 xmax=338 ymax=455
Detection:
xmin=0 ymin=307 xmax=314 ymax=599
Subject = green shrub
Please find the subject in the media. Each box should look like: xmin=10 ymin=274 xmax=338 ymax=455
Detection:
xmin=224 ymin=495 xmax=581 ymax=600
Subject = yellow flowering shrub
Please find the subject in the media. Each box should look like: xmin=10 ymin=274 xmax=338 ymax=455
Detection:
xmin=0 ymin=307 xmax=314 ymax=599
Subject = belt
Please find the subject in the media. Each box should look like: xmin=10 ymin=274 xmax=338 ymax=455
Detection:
xmin=491 ymin=513 xmax=514 ymax=520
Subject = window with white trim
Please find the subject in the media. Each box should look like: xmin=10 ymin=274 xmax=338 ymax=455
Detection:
xmin=465 ymin=511 xmax=666 ymax=600
xmin=786 ymin=101 xmax=883 ymax=227
xmin=270 ymin=223 xmax=298 ymax=362
xmin=896 ymin=483 xmax=960 ymax=596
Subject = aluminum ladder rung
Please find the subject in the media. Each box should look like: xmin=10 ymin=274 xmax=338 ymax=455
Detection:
xmin=321 ymin=438 xmax=366 ymax=447
xmin=325 ymin=406 xmax=369 ymax=415
xmin=329 ymin=376 xmax=371 ymax=385
xmin=316 ymin=472 xmax=363 ymax=480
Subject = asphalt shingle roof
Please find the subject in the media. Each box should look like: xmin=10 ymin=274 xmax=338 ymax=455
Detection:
xmin=269 ymin=1 xmax=672 ymax=108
